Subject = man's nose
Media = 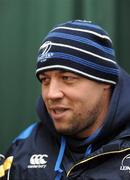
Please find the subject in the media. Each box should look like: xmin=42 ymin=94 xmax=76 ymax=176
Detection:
xmin=47 ymin=79 xmax=64 ymax=100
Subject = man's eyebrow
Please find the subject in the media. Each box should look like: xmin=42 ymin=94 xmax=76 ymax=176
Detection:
xmin=39 ymin=69 xmax=75 ymax=75
xmin=39 ymin=72 xmax=46 ymax=77
xmin=40 ymin=71 xmax=49 ymax=75
xmin=58 ymin=69 xmax=75 ymax=74
xmin=59 ymin=70 xmax=69 ymax=74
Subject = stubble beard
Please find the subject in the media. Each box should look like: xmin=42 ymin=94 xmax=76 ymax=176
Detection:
xmin=54 ymin=106 xmax=100 ymax=138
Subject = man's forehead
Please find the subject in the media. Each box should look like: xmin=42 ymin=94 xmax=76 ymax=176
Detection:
xmin=39 ymin=69 xmax=78 ymax=75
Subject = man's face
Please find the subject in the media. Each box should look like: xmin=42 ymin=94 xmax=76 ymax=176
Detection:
xmin=39 ymin=70 xmax=111 ymax=138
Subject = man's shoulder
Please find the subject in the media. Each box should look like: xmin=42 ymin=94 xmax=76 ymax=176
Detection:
xmin=13 ymin=122 xmax=38 ymax=144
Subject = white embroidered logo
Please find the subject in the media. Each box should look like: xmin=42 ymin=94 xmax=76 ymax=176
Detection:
xmin=28 ymin=154 xmax=48 ymax=168
xmin=120 ymin=154 xmax=130 ymax=173
xmin=37 ymin=41 xmax=53 ymax=62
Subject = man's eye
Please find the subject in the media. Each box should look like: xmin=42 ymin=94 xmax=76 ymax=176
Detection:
xmin=62 ymin=76 xmax=75 ymax=81
xmin=40 ymin=77 xmax=50 ymax=84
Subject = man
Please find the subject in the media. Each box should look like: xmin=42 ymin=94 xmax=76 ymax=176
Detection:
xmin=1 ymin=20 xmax=130 ymax=180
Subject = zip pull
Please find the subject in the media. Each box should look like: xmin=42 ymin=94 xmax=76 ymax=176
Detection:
xmin=84 ymin=144 xmax=92 ymax=158
xmin=54 ymin=136 xmax=66 ymax=180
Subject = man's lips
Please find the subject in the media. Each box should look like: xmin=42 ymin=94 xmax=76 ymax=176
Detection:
xmin=48 ymin=106 xmax=70 ymax=119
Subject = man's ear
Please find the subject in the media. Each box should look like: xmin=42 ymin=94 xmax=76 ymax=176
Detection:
xmin=104 ymin=84 xmax=112 ymax=90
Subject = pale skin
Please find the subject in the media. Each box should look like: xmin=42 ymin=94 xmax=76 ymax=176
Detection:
xmin=39 ymin=70 xmax=112 ymax=138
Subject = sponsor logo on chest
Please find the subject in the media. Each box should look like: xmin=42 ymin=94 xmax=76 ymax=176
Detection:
xmin=28 ymin=154 xmax=48 ymax=169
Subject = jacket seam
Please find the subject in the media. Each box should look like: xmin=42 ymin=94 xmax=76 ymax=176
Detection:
xmin=67 ymin=147 xmax=130 ymax=177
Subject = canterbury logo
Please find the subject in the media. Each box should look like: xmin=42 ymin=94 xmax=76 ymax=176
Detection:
xmin=28 ymin=154 xmax=48 ymax=169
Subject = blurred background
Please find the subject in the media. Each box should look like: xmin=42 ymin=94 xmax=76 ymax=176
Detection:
xmin=0 ymin=0 xmax=130 ymax=153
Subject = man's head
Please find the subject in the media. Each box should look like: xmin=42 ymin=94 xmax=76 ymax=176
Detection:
xmin=36 ymin=20 xmax=119 ymax=138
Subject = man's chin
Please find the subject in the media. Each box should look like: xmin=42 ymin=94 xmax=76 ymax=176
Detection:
xmin=55 ymin=127 xmax=77 ymax=136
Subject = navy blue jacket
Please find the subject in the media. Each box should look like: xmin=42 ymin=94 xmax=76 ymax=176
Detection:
xmin=1 ymin=68 xmax=130 ymax=180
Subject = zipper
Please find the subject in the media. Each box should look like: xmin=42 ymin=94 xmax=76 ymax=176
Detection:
xmin=67 ymin=147 xmax=130 ymax=177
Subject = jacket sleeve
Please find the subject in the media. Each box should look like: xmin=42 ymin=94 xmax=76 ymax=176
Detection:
xmin=0 ymin=140 xmax=24 ymax=180
xmin=0 ymin=143 xmax=17 ymax=180
xmin=0 ymin=123 xmax=38 ymax=180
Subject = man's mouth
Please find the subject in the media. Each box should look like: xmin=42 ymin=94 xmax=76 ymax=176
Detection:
xmin=53 ymin=108 xmax=67 ymax=114
xmin=48 ymin=106 xmax=69 ymax=119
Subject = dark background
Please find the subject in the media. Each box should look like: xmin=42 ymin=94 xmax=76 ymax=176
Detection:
xmin=0 ymin=0 xmax=130 ymax=153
